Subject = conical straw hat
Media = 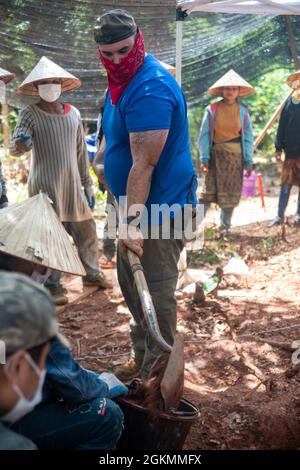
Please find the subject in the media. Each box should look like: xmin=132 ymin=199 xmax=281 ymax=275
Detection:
xmin=159 ymin=61 xmax=176 ymax=77
xmin=17 ymin=56 xmax=81 ymax=96
xmin=0 ymin=193 xmax=86 ymax=276
xmin=208 ymin=69 xmax=255 ymax=97
xmin=287 ymin=70 xmax=300 ymax=89
xmin=0 ymin=66 xmax=15 ymax=84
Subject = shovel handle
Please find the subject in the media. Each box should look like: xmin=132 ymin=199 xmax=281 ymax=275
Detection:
xmin=127 ymin=250 xmax=172 ymax=353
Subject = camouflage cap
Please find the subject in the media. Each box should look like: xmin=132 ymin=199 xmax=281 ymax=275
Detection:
xmin=0 ymin=272 xmax=68 ymax=356
xmin=94 ymin=9 xmax=137 ymax=45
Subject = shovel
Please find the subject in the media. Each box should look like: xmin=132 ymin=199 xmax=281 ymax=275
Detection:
xmin=127 ymin=249 xmax=184 ymax=411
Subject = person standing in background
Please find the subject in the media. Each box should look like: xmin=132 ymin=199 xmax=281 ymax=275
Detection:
xmin=10 ymin=57 xmax=111 ymax=305
xmin=198 ymin=69 xmax=254 ymax=233
xmin=270 ymin=69 xmax=300 ymax=226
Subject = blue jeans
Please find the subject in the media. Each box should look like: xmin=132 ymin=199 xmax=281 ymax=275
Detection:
xmin=43 ymin=339 xmax=109 ymax=404
xmin=11 ymin=397 xmax=123 ymax=450
xmin=199 ymin=200 xmax=234 ymax=229
xmin=277 ymin=182 xmax=300 ymax=219
xmin=220 ymin=207 xmax=234 ymax=229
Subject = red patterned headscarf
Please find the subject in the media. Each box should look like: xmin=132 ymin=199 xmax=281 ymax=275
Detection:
xmin=98 ymin=29 xmax=145 ymax=105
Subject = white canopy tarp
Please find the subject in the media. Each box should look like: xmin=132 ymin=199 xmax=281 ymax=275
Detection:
xmin=175 ymin=1 xmax=300 ymax=84
xmin=177 ymin=1 xmax=300 ymax=15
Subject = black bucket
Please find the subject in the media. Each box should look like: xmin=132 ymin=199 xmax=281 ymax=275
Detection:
xmin=116 ymin=397 xmax=199 ymax=450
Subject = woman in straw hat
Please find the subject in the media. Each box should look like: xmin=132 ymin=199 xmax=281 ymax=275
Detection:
xmin=0 ymin=67 xmax=15 ymax=209
xmin=9 ymin=57 xmax=110 ymax=305
xmin=198 ymin=69 xmax=255 ymax=232
xmin=270 ymin=70 xmax=300 ymax=226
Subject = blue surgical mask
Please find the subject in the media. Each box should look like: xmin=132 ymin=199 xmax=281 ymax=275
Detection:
xmin=1 ymin=353 xmax=46 ymax=424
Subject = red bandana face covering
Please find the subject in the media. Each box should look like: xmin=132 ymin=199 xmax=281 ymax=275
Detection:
xmin=98 ymin=29 xmax=145 ymax=105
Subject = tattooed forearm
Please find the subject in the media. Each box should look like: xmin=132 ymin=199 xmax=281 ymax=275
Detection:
xmin=126 ymin=129 xmax=169 ymax=214
xmin=130 ymin=130 xmax=168 ymax=164
xmin=130 ymin=132 xmax=145 ymax=147
xmin=126 ymin=164 xmax=153 ymax=214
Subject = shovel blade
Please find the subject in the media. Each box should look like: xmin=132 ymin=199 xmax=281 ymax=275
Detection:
xmin=160 ymin=333 xmax=184 ymax=411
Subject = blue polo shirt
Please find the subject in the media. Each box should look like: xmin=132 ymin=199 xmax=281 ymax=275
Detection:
xmin=102 ymin=54 xmax=197 ymax=221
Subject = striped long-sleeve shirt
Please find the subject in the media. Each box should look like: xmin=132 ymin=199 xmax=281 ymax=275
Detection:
xmin=11 ymin=104 xmax=92 ymax=222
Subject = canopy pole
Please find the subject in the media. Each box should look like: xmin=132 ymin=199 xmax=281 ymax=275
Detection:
xmin=176 ymin=8 xmax=189 ymax=272
xmin=176 ymin=20 xmax=182 ymax=85
xmin=175 ymin=8 xmax=188 ymax=86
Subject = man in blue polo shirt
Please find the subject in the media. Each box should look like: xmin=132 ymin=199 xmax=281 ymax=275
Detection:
xmin=94 ymin=9 xmax=197 ymax=381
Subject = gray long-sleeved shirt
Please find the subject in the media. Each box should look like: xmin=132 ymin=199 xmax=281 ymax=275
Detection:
xmin=11 ymin=104 xmax=92 ymax=222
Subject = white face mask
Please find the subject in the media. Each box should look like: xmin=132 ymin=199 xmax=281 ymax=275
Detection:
xmin=1 ymin=353 xmax=46 ymax=424
xmin=38 ymin=83 xmax=61 ymax=102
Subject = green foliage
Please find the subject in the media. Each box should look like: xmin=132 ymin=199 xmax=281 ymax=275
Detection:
xmin=204 ymin=226 xmax=217 ymax=240
xmin=188 ymin=106 xmax=204 ymax=164
xmin=2 ymin=11 xmax=38 ymax=75
xmin=244 ymin=68 xmax=292 ymax=154
xmin=260 ymin=235 xmax=277 ymax=251
xmin=0 ymin=107 xmax=19 ymax=145
xmin=188 ymin=247 xmax=221 ymax=265
xmin=89 ymin=166 xmax=107 ymax=218
xmin=8 ymin=108 xmax=18 ymax=132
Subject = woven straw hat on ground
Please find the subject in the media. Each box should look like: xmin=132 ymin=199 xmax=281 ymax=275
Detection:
xmin=159 ymin=61 xmax=176 ymax=77
xmin=17 ymin=56 xmax=81 ymax=96
xmin=0 ymin=193 xmax=86 ymax=276
xmin=208 ymin=69 xmax=255 ymax=97
xmin=0 ymin=66 xmax=15 ymax=84
xmin=287 ymin=70 xmax=300 ymax=89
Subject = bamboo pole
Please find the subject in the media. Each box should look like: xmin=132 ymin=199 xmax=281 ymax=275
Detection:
xmin=253 ymin=89 xmax=293 ymax=150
